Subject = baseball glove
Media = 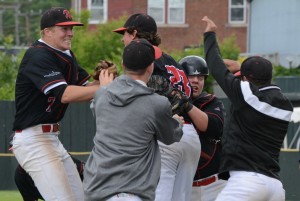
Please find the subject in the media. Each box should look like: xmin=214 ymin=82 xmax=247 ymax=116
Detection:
xmin=92 ymin=60 xmax=118 ymax=80
xmin=167 ymin=88 xmax=193 ymax=115
xmin=147 ymin=75 xmax=193 ymax=115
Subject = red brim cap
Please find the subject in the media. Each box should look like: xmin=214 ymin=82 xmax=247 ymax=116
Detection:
xmin=153 ymin=45 xmax=162 ymax=59
xmin=234 ymin=71 xmax=241 ymax=77
xmin=113 ymin=27 xmax=127 ymax=34
xmin=55 ymin=21 xmax=84 ymax=26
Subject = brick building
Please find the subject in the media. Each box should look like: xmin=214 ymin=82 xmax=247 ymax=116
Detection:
xmin=72 ymin=0 xmax=248 ymax=52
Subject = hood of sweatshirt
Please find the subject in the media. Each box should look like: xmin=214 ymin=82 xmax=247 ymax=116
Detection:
xmin=99 ymin=75 xmax=154 ymax=107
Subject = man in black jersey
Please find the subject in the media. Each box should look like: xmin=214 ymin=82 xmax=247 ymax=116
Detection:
xmin=11 ymin=7 xmax=113 ymax=201
xmin=179 ymin=55 xmax=226 ymax=201
xmin=202 ymin=16 xmax=293 ymax=201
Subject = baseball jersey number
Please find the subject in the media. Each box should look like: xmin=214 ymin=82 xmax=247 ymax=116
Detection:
xmin=46 ymin=97 xmax=55 ymax=112
xmin=166 ymin=65 xmax=191 ymax=97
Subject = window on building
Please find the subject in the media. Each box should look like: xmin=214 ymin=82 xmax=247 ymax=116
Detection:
xmin=229 ymin=0 xmax=246 ymax=24
xmin=88 ymin=0 xmax=107 ymax=24
xmin=168 ymin=0 xmax=185 ymax=24
xmin=148 ymin=0 xmax=185 ymax=25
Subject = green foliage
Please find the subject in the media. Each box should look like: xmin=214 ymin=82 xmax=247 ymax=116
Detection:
xmin=71 ymin=14 xmax=126 ymax=75
xmin=0 ymin=35 xmax=25 ymax=100
xmin=274 ymin=65 xmax=300 ymax=76
xmin=219 ymin=35 xmax=240 ymax=60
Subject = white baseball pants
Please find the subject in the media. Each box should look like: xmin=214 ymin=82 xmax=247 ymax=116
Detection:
xmin=155 ymin=124 xmax=201 ymax=201
xmin=12 ymin=125 xmax=84 ymax=201
xmin=191 ymin=174 xmax=227 ymax=201
xmin=215 ymin=171 xmax=285 ymax=201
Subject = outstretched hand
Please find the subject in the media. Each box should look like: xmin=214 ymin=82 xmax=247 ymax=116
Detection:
xmin=202 ymin=16 xmax=217 ymax=33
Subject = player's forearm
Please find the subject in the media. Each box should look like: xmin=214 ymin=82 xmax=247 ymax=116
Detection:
xmin=187 ymin=106 xmax=208 ymax=132
xmin=85 ymin=80 xmax=100 ymax=86
xmin=61 ymin=85 xmax=99 ymax=103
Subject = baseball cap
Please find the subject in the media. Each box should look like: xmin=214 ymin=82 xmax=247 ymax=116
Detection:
xmin=240 ymin=56 xmax=273 ymax=80
xmin=113 ymin=13 xmax=157 ymax=35
xmin=123 ymin=39 xmax=160 ymax=70
xmin=40 ymin=7 xmax=83 ymax=30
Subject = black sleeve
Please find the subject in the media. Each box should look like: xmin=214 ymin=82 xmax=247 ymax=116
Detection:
xmin=77 ymin=64 xmax=91 ymax=85
xmin=23 ymin=48 xmax=67 ymax=93
xmin=205 ymin=98 xmax=225 ymax=138
xmin=204 ymin=32 xmax=244 ymax=107
xmin=49 ymin=84 xmax=68 ymax=102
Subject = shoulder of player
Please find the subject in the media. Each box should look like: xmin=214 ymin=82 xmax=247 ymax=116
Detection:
xmin=26 ymin=44 xmax=72 ymax=65
xmin=155 ymin=53 xmax=181 ymax=67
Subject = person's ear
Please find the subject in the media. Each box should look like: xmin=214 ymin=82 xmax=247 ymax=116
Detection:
xmin=132 ymin=30 xmax=138 ymax=39
xmin=146 ymin=63 xmax=154 ymax=82
xmin=147 ymin=63 xmax=154 ymax=75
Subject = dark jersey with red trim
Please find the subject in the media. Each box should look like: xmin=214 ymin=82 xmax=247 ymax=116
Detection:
xmin=153 ymin=52 xmax=192 ymax=98
xmin=192 ymin=92 xmax=224 ymax=180
xmin=13 ymin=40 xmax=90 ymax=130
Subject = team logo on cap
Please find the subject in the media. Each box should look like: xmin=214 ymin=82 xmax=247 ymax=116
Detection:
xmin=63 ymin=10 xmax=72 ymax=19
xmin=193 ymin=70 xmax=200 ymax=75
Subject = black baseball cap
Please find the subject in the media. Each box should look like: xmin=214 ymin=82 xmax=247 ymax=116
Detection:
xmin=241 ymin=56 xmax=273 ymax=80
xmin=113 ymin=13 xmax=157 ymax=35
xmin=123 ymin=39 xmax=161 ymax=70
xmin=40 ymin=7 xmax=83 ymax=30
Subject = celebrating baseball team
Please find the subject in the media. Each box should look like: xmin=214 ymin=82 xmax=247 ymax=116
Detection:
xmin=10 ymin=6 xmax=293 ymax=201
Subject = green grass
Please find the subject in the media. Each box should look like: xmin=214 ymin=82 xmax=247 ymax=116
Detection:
xmin=0 ymin=191 xmax=23 ymax=201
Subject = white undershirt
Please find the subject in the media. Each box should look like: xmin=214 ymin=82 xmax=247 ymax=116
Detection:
xmin=135 ymin=80 xmax=147 ymax=86
xmin=38 ymin=39 xmax=72 ymax=57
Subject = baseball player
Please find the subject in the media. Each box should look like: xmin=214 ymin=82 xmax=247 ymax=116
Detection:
xmin=113 ymin=14 xmax=200 ymax=201
xmin=179 ymin=55 xmax=227 ymax=201
xmin=15 ymin=155 xmax=85 ymax=201
xmin=11 ymin=7 xmax=112 ymax=201
xmin=83 ymin=39 xmax=184 ymax=201
xmin=202 ymin=16 xmax=293 ymax=201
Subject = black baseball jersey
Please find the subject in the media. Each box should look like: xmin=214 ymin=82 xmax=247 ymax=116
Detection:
xmin=204 ymin=32 xmax=293 ymax=180
xmin=192 ymin=92 xmax=224 ymax=180
xmin=154 ymin=52 xmax=192 ymax=98
xmin=13 ymin=40 xmax=90 ymax=130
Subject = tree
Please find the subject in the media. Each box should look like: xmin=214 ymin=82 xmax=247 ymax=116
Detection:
xmin=1 ymin=0 xmax=71 ymax=46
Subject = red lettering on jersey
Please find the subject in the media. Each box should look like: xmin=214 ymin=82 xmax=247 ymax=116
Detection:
xmin=46 ymin=97 xmax=55 ymax=112
xmin=63 ymin=10 xmax=72 ymax=20
xmin=165 ymin=65 xmax=191 ymax=97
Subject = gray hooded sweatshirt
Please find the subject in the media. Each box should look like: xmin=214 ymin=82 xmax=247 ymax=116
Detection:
xmin=84 ymin=75 xmax=183 ymax=201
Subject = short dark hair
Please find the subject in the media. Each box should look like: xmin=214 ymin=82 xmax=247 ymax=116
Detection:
xmin=126 ymin=27 xmax=161 ymax=46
